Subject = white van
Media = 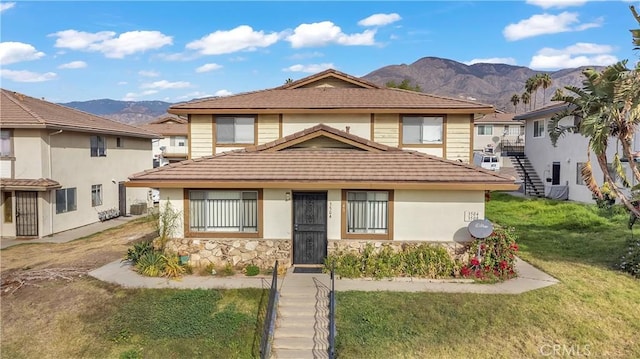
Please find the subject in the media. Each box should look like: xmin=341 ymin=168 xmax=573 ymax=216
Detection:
xmin=473 ymin=152 xmax=500 ymax=171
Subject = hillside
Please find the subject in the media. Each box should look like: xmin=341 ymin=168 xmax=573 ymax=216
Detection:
xmin=362 ymin=56 xmax=597 ymax=113
xmin=59 ymin=99 xmax=173 ymax=125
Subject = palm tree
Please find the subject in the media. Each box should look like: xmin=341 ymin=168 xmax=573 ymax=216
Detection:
xmin=539 ymin=73 xmax=552 ymax=105
xmin=510 ymin=94 xmax=520 ymax=113
xmin=525 ymin=77 xmax=536 ymax=110
xmin=284 ymin=78 xmax=293 ymax=84
xmin=521 ymin=92 xmax=531 ymax=112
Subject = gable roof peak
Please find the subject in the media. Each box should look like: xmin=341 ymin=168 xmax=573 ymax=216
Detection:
xmin=279 ymin=68 xmax=380 ymax=90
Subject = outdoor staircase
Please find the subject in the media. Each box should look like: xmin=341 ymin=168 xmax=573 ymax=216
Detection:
xmin=510 ymin=155 xmax=545 ymax=198
xmin=271 ymin=268 xmax=330 ymax=359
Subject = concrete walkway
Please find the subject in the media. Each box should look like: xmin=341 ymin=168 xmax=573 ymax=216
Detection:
xmin=89 ymin=256 xmax=558 ymax=293
xmin=1 ymin=214 xmax=145 ymax=249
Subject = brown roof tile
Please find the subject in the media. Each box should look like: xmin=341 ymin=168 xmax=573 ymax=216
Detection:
xmin=475 ymin=112 xmax=522 ymax=124
xmin=128 ymin=125 xmax=516 ymax=190
xmin=0 ymin=178 xmax=61 ymax=191
xmin=1 ymin=89 xmax=161 ymax=139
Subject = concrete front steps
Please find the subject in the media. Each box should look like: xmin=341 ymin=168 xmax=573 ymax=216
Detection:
xmin=271 ymin=268 xmax=331 ymax=359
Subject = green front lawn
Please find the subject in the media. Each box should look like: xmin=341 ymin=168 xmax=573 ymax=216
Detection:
xmin=336 ymin=193 xmax=640 ymax=358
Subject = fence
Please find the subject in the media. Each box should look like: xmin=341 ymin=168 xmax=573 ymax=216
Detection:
xmin=260 ymin=261 xmax=279 ymax=359
xmin=329 ymin=265 xmax=336 ymax=359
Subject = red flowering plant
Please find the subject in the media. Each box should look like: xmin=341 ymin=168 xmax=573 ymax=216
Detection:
xmin=460 ymin=226 xmax=519 ymax=281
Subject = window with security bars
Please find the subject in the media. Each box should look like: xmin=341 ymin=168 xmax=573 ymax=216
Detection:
xmin=216 ymin=117 xmax=255 ymax=144
xmin=189 ymin=190 xmax=258 ymax=232
xmin=346 ymin=191 xmax=389 ymax=234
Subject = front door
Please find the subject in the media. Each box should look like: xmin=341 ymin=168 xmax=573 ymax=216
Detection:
xmin=292 ymin=192 xmax=327 ymax=265
xmin=15 ymin=191 xmax=38 ymax=237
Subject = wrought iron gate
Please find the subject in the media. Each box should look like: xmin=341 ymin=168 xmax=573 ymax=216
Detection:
xmin=292 ymin=192 xmax=327 ymax=265
xmin=15 ymin=191 xmax=38 ymax=237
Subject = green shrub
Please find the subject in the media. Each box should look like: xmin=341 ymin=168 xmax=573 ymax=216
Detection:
xmin=136 ymin=251 xmax=167 ymax=277
xmin=463 ymin=227 xmax=519 ymax=281
xmin=244 ymin=264 xmax=260 ymax=276
xmin=325 ymin=243 xmax=456 ymax=279
xmin=220 ymin=263 xmax=236 ymax=276
xmin=619 ymin=237 xmax=640 ymax=278
xmin=123 ymin=241 xmax=153 ymax=264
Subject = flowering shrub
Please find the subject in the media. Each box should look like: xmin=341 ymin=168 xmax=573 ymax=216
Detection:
xmin=619 ymin=237 xmax=640 ymax=278
xmin=461 ymin=227 xmax=519 ymax=281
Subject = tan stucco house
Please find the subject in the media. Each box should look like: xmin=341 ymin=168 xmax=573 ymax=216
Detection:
xmin=0 ymin=89 xmax=159 ymax=238
xmin=127 ymin=70 xmax=517 ymax=268
xmin=473 ymin=111 xmax=525 ymax=168
xmin=139 ymin=116 xmax=188 ymax=167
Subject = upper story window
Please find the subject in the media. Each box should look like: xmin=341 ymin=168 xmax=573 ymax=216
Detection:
xmin=0 ymin=129 xmax=13 ymax=157
xmin=116 ymin=137 xmax=123 ymax=148
xmin=402 ymin=116 xmax=443 ymax=145
xmin=477 ymin=125 xmax=493 ymax=136
xmin=533 ymin=120 xmax=545 ymax=138
xmin=504 ymin=125 xmax=524 ymax=136
xmin=216 ymin=117 xmax=255 ymax=144
xmin=90 ymin=135 xmax=106 ymax=157
xmin=170 ymin=136 xmax=187 ymax=147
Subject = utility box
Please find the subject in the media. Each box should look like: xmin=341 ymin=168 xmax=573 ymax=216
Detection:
xmin=130 ymin=203 xmax=147 ymax=215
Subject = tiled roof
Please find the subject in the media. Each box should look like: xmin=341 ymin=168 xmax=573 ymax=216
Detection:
xmin=169 ymin=69 xmax=493 ymax=114
xmin=0 ymin=178 xmax=61 ymax=191
xmin=128 ymin=124 xmax=517 ymax=190
xmin=1 ymin=89 xmax=161 ymax=139
xmin=475 ymin=112 xmax=522 ymax=124
xmin=139 ymin=122 xmax=188 ymax=136
xmin=513 ymin=102 xmax=572 ymax=121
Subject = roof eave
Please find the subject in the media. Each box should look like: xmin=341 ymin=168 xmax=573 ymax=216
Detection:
xmin=169 ymin=107 xmax=494 ymax=115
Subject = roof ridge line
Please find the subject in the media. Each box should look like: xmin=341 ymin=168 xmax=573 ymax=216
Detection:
xmin=2 ymin=90 xmax=47 ymax=124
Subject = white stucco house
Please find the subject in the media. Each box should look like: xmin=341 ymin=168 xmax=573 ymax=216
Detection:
xmin=513 ymin=102 xmax=638 ymax=203
xmin=139 ymin=116 xmax=188 ymax=168
xmin=0 ymin=89 xmax=160 ymax=238
xmin=473 ymin=111 xmax=524 ymax=168
xmin=127 ymin=70 xmax=517 ymax=268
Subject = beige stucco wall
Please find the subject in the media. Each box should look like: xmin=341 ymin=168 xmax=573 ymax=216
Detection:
xmin=190 ymin=114 xmax=213 ymax=158
xmin=257 ymin=114 xmax=280 ymax=145
xmin=158 ymin=188 xmax=185 ymax=238
xmin=394 ymin=190 xmax=484 ymax=242
xmin=282 ymin=114 xmax=370 ymax=139
xmin=405 ymin=147 xmax=444 ymax=157
xmin=446 ymin=114 xmax=472 ymax=163
xmin=13 ymin=129 xmax=47 ymax=179
xmin=373 ymin=114 xmax=399 ymax=147
xmin=263 ymin=189 xmax=291 ymax=239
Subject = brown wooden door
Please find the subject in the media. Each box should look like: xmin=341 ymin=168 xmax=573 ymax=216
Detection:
xmin=15 ymin=191 xmax=38 ymax=237
xmin=292 ymin=192 xmax=327 ymax=265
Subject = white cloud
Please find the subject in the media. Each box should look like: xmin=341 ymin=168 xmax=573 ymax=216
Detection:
xmin=50 ymin=29 xmax=173 ymax=58
xmin=1 ymin=69 xmax=57 ymax=82
xmin=177 ymin=91 xmax=214 ymax=100
xmin=215 ymin=89 xmax=233 ymax=97
xmin=140 ymin=80 xmax=190 ymax=90
xmin=58 ymin=60 xmax=87 ymax=69
xmin=358 ymin=13 xmax=402 ymax=27
xmin=0 ymin=42 xmax=45 ymax=65
xmin=122 ymin=90 xmax=159 ymax=101
xmin=288 ymin=51 xmax=324 ymax=60
xmin=287 ymin=21 xmax=376 ymax=48
xmin=529 ymin=42 xmax=618 ymax=69
xmin=186 ymin=25 xmax=280 ymax=55
xmin=463 ymin=57 xmax=517 ymax=65
xmin=526 ymin=0 xmax=588 ymax=9
xmin=195 ymin=63 xmax=223 ymax=73
xmin=0 ymin=2 xmax=16 ymax=12
xmin=503 ymin=12 xmax=602 ymax=41
xmin=283 ymin=63 xmax=335 ymax=73
xmin=138 ymin=70 xmax=159 ymax=77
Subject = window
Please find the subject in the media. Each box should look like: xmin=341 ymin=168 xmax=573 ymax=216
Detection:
xmin=346 ymin=191 xmax=389 ymax=235
xmin=189 ymin=190 xmax=258 ymax=233
xmin=477 ymin=125 xmax=493 ymax=135
xmin=116 ymin=137 xmax=123 ymax=148
xmin=91 ymin=184 xmax=102 ymax=207
xmin=402 ymin=116 xmax=443 ymax=144
xmin=170 ymin=136 xmax=187 ymax=147
xmin=0 ymin=129 xmax=12 ymax=157
xmin=90 ymin=135 xmax=106 ymax=157
xmin=56 ymin=188 xmax=77 ymax=214
xmin=533 ymin=120 xmax=545 ymax=138
xmin=3 ymin=192 xmax=12 ymax=223
xmin=216 ymin=117 xmax=255 ymax=144
xmin=504 ymin=125 xmax=522 ymax=136
xmin=576 ymin=162 xmax=586 ymax=185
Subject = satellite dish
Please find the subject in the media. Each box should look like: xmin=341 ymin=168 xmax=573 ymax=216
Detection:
xmin=468 ymin=219 xmax=494 ymax=239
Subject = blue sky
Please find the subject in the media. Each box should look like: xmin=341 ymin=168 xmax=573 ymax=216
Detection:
xmin=0 ymin=0 xmax=637 ymax=103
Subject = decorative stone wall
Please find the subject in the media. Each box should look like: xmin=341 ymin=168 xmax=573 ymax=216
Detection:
xmin=328 ymin=239 xmax=471 ymax=262
xmin=165 ymin=238 xmax=292 ymax=269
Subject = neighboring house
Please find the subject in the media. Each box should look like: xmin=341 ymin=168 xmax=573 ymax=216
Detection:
xmin=127 ymin=69 xmax=517 ymax=269
xmin=473 ymin=111 xmax=525 ymax=167
xmin=0 ymin=89 xmax=159 ymax=238
xmin=513 ymin=103 xmax=638 ymax=203
xmin=139 ymin=116 xmax=188 ymax=167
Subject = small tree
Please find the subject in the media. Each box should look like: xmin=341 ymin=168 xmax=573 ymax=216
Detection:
xmin=386 ymin=79 xmax=422 ymax=92
xmin=154 ymin=200 xmax=182 ymax=250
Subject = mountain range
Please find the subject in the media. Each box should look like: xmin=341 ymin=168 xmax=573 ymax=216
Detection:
xmin=60 ymin=56 xmax=598 ymax=125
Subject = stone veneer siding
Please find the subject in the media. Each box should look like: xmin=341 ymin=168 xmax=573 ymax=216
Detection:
xmin=166 ymin=238 xmax=471 ymax=269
